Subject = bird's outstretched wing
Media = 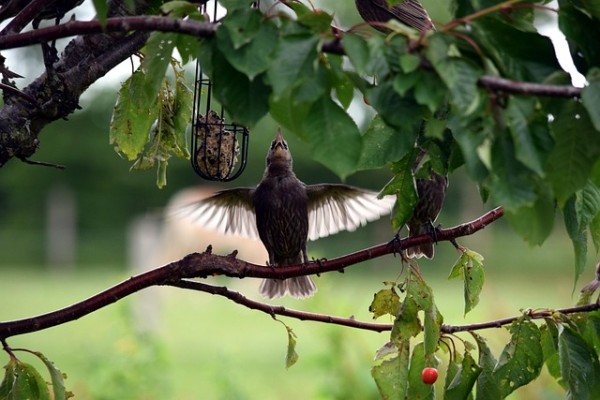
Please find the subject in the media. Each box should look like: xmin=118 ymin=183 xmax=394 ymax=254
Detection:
xmin=175 ymin=188 xmax=260 ymax=239
xmin=305 ymin=184 xmax=395 ymax=241
xmin=372 ymin=0 xmax=432 ymax=32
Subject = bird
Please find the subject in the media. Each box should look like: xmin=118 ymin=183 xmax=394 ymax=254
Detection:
xmin=180 ymin=132 xmax=396 ymax=299
xmin=355 ymin=0 xmax=433 ymax=33
xmin=0 ymin=0 xmax=84 ymax=26
xmin=405 ymin=170 xmax=448 ymax=259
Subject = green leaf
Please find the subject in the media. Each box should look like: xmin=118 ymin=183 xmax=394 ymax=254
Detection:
xmin=131 ymin=74 xmax=190 ymax=189
xmin=472 ymin=16 xmax=561 ymax=81
xmin=558 ymin=324 xmax=600 ymax=399
xmin=564 ymin=195 xmax=589 ymax=285
xmin=505 ymin=97 xmax=545 ymax=176
xmin=219 ymin=0 xmax=254 ymax=11
xmin=369 ymin=287 xmax=401 ymax=319
xmin=448 ymin=114 xmax=490 ymax=181
xmin=141 ymin=32 xmax=177 ymax=100
xmin=92 ymin=0 xmax=108 ymax=25
xmin=372 ymin=340 xmax=410 ymax=399
xmin=473 ymin=333 xmax=502 ymax=400
xmin=161 ymin=1 xmax=204 ymax=18
xmin=379 ymin=152 xmax=419 ymax=231
xmin=173 ymin=71 xmax=193 ymax=151
xmin=487 ymin=135 xmax=538 ymax=211
xmin=27 ymin=351 xmax=71 ymax=400
xmin=559 ymin=3 xmax=600 ymax=75
xmin=427 ymin=35 xmax=481 ymax=116
xmin=110 ymin=70 xmax=158 ymax=160
xmin=541 ymin=321 xmax=564 ymax=386
xmin=0 ymin=358 xmax=50 ymax=400
xmin=285 ymin=326 xmax=299 ymax=369
xmin=211 ymin=51 xmax=270 ymax=127
xmin=368 ymin=81 xmax=427 ymax=136
xmin=407 ymin=342 xmax=435 ymax=399
xmin=423 ymin=306 xmax=442 ymax=357
xmin=546 ymin=101 xmax=600 ymax=205
xmin=504 ymin=183 xmax=555 ymax=246
xmin=575 ymin=181 xmax=600 ymax=229
xmin=267 ymin=34 xmax=320 ymax=98
xmin=216 ymin=9 xmax=278 ymax=79
xmin=269 ymin=92 xmax=311 ymax=134
xmin=292 ymin=4 xmax=334 ymax=32
xmin=414 ymin=72 xmax=447 ymax=114
xmin=324 ymin=55 xmax=354 ymax=110
xmin=445 ymin=351 xmax=481 ymax=400
xmin=391 ymin=296 xmax=422 ymax=344
xmin=448 ymin=249 xmax=485 ymax=315
xmin=407 ymin=270 xmax=434 ymax=312
xmin=591 ymin=212 xmax=600 ymax=253
xmin=582 ymin=71 xmax=600 ymax=131
xmin=357 ymin=116 xmax=414 ymax=170
xmin=300 ymin=96 xmax=361 ymax=178
xmin=341 ymin=34 xmax=370 ymax=76
xmin=494 ymin=318 xmax=543 ymax=397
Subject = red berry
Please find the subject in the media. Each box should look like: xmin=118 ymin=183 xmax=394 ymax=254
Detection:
xmin=421 ymin=367 xmax=438 ymax=384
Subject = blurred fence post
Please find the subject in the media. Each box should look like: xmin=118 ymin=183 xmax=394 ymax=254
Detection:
xmin=45 ymin=184 xmax=77 ymax=271
xmin=128 ymin=214 xmax=163 ymax=334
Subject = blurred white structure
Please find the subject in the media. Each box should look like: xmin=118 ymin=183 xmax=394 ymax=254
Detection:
xmin=46 ymin=184 xmax=77 ymax=270
xmin=159 ymin=186 xmax=268 ymax=266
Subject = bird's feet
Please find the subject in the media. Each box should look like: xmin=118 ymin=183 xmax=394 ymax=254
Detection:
xmin=389 ymin=231 xmax=403 ymax=257
xmin=424 ymin=220 xmax=442 ymax=246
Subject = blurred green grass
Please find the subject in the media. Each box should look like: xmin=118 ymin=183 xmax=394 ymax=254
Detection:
xmin=0 ymin=226 xmax=595 ymax=399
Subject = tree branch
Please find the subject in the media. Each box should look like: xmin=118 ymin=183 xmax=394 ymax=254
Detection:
xmin=0 ymin=16 xmax=216 ymax=50
xmin=170 ymin=280 xmax=600 ymax=335
xmin=442 ymin=302 xmax=600 ymax=333
xmin=0 ymin=208 xmax=503 ymax=339
xmin=0 ymin=10 xmax=581 ymax=166
xmin=478 ymin=75 xmax=582 ymax=98
xmin=169 ymin=280 xmax=392 ymax=332
xmin=0 ymin=5 xmax=153 ymax=167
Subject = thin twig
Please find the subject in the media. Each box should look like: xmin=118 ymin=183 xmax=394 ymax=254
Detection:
xmin=478 ymin=75 xmax=582 ymax=98
xmin=443 ymin=303 xmax=600 ymax=333
xmin=169 ymin=280 xmax=392 ymax=332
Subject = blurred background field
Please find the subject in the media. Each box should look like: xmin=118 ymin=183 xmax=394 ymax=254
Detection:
xmin=0 ymin=0 xmax=594 ymax=399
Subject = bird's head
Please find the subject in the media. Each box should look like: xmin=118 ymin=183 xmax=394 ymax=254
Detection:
xmin=266 ymin=131 xmax=293 ymax=171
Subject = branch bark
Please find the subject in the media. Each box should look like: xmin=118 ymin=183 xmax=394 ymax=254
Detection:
xmin=0 ymin=1 xmax=154 ymax=167
xmin=0 ymin=207 xmax=503 ymax=339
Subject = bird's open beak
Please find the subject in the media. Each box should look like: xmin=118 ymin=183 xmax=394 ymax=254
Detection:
xmin=272 ymin=132 xmax=287 ymax=150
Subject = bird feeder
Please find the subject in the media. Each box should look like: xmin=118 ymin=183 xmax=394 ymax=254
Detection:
xmin=190 ymin=1 xmax=259 ymax=181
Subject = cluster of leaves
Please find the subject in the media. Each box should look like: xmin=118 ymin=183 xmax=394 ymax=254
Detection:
xmin=109 ymin=4 xmax=196 ymax=188
xmin=370 ymin=248 xmax=600 ymax=399
xmin=0 ymin=349 xmax=71 ymax=400
xmin=123 ymin=0 xmax=600 ymax=284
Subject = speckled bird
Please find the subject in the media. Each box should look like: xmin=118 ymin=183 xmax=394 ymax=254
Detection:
xmin=405 ymin=171 xmax=448 ymax=259
xmin=182 ymin=133 xmax=395 ymax=299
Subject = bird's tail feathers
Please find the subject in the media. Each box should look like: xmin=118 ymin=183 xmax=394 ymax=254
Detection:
xmin=405 ymin=225 xmax=435 ymax=259
xmin=259 ymin=276 xmax=316 ymax=299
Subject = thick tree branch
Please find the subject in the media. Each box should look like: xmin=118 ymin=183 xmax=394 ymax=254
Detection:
xmin=0 ymin=208 xmax=503 ymax=339
xmin=0 ymin=17 xmax=216 ymax=50
xmin=0 ymin=2 xmax=153 ymax=167
xmin=1 ymin=206 xmax=596 ymax=340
